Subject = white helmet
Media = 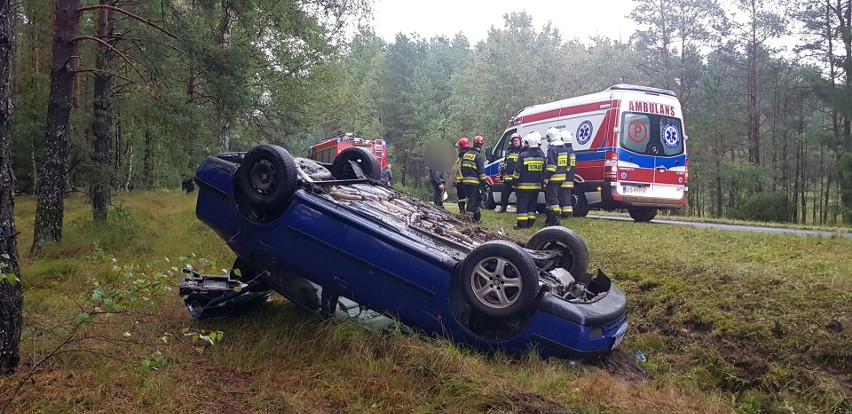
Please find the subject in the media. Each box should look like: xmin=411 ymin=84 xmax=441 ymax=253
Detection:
xmin=546 ymin=127 xmax=564 ymax=146
xmin=522 ymin=131 xmax=541 ymax=148
xmin=545 ymin=127 xmax=560 ymax=143
xmin=560 ymin=130 xmax=574 ymax=145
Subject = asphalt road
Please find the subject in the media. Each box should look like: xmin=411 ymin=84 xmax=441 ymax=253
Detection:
xmin=587 ymin=215 xmax=852 ymax=240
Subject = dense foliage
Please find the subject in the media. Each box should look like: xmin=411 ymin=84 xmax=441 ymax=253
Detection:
xmin=8 ymin=0 xmax=852 ymax=226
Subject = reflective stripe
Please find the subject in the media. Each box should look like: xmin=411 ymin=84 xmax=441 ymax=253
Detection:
xmin=478 ymin=174 xmax=487 ymax=180
xmin=517 ymin=216 xmax=529 ymax=221
xmin=516 ymin=184 xmax=542 ymax=190
xmin=562 ymin=207 xmax=573 ymax=213
xmin=461 ymin=178 xmax=480 ymax=184
xmin=546 ymin=166 xmax=557 ymax=172
xmin=561 ymin=182 xmax=574 ymax=188
xmin=547 ymin=205 xmax=560 ymax=211
xmin=549 ymin=174 xmax=566 ymax=181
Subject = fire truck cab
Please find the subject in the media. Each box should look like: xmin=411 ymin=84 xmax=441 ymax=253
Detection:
xmin=484 ymin=85 xmax=688 ymax=222
xmin=309 ymin=133 xmax=388 ymax=169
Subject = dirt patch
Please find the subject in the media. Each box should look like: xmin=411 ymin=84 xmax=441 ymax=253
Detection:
xmin=717 ymin=340 xmax=770 ymax=382
xmin=592 ymin=350 xmax=650 ymax=382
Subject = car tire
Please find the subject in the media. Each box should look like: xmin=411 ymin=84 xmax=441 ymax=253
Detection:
xmin=628 ymin=207 xmax=657 ymax=222
xmin=331 ymin=147 xmax=382 ymax=180
xmin=460 ymin=240 xmax=539 ymax=319
xmin=572 ymin=186 xmax=590 ymax=217
xmin=236 ymin=144 xmax=298 ymax=221
xmin=526 ymin=227 xmax=589 ymax=276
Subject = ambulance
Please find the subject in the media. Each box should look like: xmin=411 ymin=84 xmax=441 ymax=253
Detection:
xmin=483 ymin=84 xmax=688 ymax=222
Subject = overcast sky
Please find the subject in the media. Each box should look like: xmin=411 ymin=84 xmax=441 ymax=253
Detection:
xmin=371 ymin=0 xmax=640 ymax=44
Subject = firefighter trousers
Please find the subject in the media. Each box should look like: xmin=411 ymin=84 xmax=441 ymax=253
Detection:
xmin=560 ymin=184 xmax=574 ymax=217
xmin=462 ymin=183 xmax=481 ymax=215
xmin=500 ymin=181 xmax=515 ymax=210
xmin=516 ymin=190 xmax=539 ymax=228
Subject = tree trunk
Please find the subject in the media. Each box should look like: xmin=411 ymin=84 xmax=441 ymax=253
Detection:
xmin=90 ymin=0 xmax=115 ymax=222
xmin=32 ymin=0 xmax=81 ymax=251
xmin=218 ymin=0 xmax=232 ymax=151
xmin=142 ymin=128 xmax=153 ymax=187
xmin=0 ymin=0 xmax=23 ymax=374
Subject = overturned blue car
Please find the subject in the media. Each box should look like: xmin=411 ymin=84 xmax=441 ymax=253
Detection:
xmin=181 ymin=144 xmax=628 ymax=360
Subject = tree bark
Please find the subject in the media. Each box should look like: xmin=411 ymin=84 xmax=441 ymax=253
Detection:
xmin=142 ymin=128 xmax=153 ymax=187
xmin=90 ymin=0 xmax=115 ymax=222
xmin=32 ymin=0 xmax=81 ymax=251
xmin=0 ymin=0 xmax=23 ymax=375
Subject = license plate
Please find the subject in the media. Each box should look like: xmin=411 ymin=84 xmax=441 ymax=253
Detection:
xmin=611 ymin=333 xmax=625 ymax=350
xmin=622 ymin=185 xmax=648 ymax=194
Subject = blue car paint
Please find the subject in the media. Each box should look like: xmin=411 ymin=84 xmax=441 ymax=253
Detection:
xmin=193 ymin=155 xmax=628 ymax=359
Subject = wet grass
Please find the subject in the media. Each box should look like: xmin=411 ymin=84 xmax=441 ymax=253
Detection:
xmin=2 ymin=191 xmax=849 ymax=413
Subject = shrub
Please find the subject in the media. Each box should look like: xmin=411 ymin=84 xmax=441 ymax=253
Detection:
xmin=729 ymin=191 xmax=792 ymax=222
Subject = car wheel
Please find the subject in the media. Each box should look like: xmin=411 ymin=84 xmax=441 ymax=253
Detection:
xmin=331 ymin=147 xmax=382 ymax=180
xmin=628 ymin=207 xmax=657 ymax=222
xmin=236 ymin=144 xmax=298 ymax=221
xmin=460 ymin=240 xmax=539 ymax=319
xmin=572 ymin=186 xmax=590 ymax=217
xmin=481 ymin=184 xmax=496 ymax=209
xmin=526 ymin=227 xmax=589 ymax=276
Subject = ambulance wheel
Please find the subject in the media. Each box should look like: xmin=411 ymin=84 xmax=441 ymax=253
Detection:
xmin=481 ymin=184 xmax=496 ymax=209
xmin=236 ymin=144 xmax=298 ymax=222
xmin=526 ymin=227 xmax=589 ymax=276
xmin=628 ymin=207 xmax=657 ymax=222
xmin=572 ymin=188 xmax=589 ymax=217
xmin=460 ymin=241 xmax=539 ymax=319
xmin=331 ymin=147 xmax=382 ymax=180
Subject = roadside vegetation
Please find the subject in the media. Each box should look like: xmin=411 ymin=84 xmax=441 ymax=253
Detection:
xmin=2 ymin=192 xmax=849 ymax=413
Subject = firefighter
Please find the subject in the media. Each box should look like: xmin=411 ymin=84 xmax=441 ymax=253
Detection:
xmin=458 ymin=135 xmax=488 ymax=222
xmin=560 ymin=130 xmax=577 ymax=218
xmin=512 ymin=132 xmax=545 ymax=228
xmin=498 ymin=132 xmax=523 ymax=213
xmin=543 ymin=127 xmax=569 ymax=226
xmin=454 ymin=137 xmax=471 ymax=213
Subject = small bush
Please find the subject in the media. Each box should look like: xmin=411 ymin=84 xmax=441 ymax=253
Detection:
xmin=729 ymin=191 xmax=792 ymax=222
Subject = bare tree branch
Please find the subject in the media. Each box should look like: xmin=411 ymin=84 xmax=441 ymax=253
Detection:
xmin=77 ymin=4 xmax=177 ymax=39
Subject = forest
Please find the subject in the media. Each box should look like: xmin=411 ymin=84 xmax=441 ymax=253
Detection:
xmin=3 ymin=0 xmax=851 ymax=231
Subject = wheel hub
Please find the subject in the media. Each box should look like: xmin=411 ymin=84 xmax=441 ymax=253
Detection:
xmin=250 ymin=159 xmax=277 ymax=195
xmin=471 ymin=256 xmax=522 ymax=309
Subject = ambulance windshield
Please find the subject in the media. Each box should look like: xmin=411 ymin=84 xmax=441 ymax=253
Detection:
xmin=620 ymin=113 xmax=684 ymax=156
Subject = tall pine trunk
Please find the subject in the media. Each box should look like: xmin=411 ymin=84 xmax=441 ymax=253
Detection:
xmin=32 ymin=0 xmax=81 ymax=251
xmin=90 ymin=0 xmax=114 ymax=222
xmin=142 ymin=128 xmax=153 ymax=187
xmin=0 ymin=0 xmax=23 ymax=374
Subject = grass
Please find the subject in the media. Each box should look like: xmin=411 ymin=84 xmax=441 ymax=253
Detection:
xmin=2 ymin=191 xmax=850 ymax=413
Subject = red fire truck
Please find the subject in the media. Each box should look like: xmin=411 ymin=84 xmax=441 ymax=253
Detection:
xmin=308 ymin=133 xmax=388 ymax=168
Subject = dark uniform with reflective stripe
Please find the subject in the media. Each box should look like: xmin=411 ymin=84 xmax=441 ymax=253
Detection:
xmin=544 ymin=142 xmax=570 ymax=224
xmin=458 ymin=147 xmax=487 ymax=218
xmin=561 ymin=143 xmax=576 ymax=217
xmin=512 ymin=146 xmax=545 ymax=228
xmin=500 ymin=144 xmax=522 ymax=211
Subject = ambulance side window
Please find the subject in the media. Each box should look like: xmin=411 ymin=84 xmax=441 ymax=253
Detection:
xmin=499 ymin=129 xmax=517 ymax=157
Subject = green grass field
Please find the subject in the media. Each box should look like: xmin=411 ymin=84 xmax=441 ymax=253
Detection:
xmin=2 ymin=191 xmax=850 ymax=413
